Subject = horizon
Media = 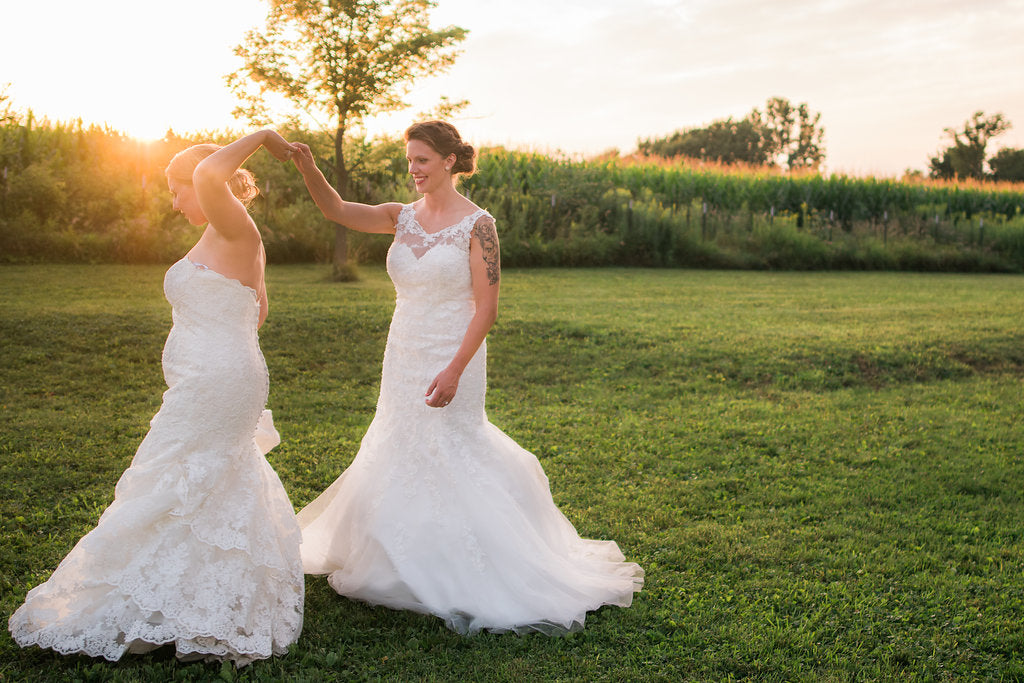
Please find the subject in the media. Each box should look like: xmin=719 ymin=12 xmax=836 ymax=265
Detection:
xmin=2 ymin=0 xmax=1023 ymax=178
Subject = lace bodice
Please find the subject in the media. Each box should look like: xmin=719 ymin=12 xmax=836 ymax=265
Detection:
xmin=161 ymin=259 xmax=265 ymax=403
xmin=378 ymin=205 xmax=494 ymax=424
xmin=388 ymin=204 xmax=492 ymax=304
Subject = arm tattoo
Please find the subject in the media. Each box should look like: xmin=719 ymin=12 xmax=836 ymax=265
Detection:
xmin=472 ymin=216 xmax=501 ymax=286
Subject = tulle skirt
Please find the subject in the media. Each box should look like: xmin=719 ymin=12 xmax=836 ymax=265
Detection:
xmin=299 ymin=407 xmax=643 ymax=635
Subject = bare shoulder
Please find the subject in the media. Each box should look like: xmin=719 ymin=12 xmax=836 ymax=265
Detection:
xmin=357 ymin=201 xmax=404 ymax=234
xmin=464 ymin=196 xmax=488 ymax=214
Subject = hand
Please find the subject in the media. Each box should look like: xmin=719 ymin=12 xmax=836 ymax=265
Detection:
xmin=263 ymin=130 xmax=297 ymax=162
xmin=290 ymin=143 xmax=318 ymax=174
xmin=425 ymin=366 xmax=460 ymax=408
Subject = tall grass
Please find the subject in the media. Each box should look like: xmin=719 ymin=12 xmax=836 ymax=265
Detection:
xmin=0 ymin=117 xmax=406 ymax=265
xmin=464 ymin=151 xmax=1024 ymax=271
xmin=1 ymin=113 xmax=1023 ymax=271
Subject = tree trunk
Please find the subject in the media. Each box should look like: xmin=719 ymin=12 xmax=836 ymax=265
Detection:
xmin=332 ymin=223 xmax=348 ymax=267
xmin=332 ymin=123 xmax=351 ymax=273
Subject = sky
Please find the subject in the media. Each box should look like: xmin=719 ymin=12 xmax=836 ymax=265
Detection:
xmin=2 ymin=0 xmax=1023 ymax=176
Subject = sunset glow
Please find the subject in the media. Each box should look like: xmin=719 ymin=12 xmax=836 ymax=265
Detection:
xmin=3 ymin=0 xmax=1023 ymax=175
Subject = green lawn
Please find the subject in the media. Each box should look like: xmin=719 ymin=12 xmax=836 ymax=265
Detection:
xmin=1 ymin=264 xmax=1022 ymax=682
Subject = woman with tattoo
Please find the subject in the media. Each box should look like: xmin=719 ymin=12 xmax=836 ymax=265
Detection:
xmin=290 ymin=120 xmax=643 ymax=635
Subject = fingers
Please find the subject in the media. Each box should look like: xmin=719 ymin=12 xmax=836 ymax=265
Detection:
xmin=288 ymin=143 xmax=314 ymax=167
xmin=424 ymin=381 xmax=439 ymax=406
xmin=424 ymin=380 xmax=454 ymax=408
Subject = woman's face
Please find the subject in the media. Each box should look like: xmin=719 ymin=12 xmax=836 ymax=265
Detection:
xmin=406 ymin=139 xmax=454 ymax=194
xmin=168 ymin=177 xmax=206 ymax=226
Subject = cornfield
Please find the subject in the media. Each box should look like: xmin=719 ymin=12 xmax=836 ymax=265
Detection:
xmin=464 ymin=151 xmax=1024 ymax=270
xmin=2 ymin=114 xmax=1024 ymax=271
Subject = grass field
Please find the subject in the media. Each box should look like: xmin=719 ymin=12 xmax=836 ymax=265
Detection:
xmin=1 ymin=264 xmax=1023 ymax=681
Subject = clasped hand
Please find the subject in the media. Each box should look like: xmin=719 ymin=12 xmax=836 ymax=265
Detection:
xmin=287 ymin=143 xmax=318 ymax=174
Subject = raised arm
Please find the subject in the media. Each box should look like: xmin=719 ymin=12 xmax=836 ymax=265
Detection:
xmin=290 ymin=143 xmax=401 ymax=234
xmin=192 ymin=130 xmax=292 ymax=241
xmin=425 ymin=215 xmax=501 ymax=408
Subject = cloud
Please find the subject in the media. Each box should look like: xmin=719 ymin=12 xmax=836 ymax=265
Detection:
xmin=421 ymin=0 xmax=1024 ymax=172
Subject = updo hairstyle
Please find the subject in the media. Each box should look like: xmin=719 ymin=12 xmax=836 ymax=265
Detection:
xmin=404 ymin=120 xmax=476 ymax=176
xmin=165 ymin=143 xmax=260 ymax=206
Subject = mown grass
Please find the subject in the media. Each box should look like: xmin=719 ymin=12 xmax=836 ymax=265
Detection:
xmin=1 ymin=264 xmax=1023 ymax=682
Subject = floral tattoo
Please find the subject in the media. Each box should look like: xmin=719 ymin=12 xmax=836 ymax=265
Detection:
xmin=472 ymin=216 xmax=500 ymax=285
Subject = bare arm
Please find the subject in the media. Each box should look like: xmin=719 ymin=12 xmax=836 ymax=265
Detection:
xmin=425 ymin=215 xmax=501 ymax=408
xmin=291 ymin=143 xmax=401 ymax=234
xmin=193 ymin=130 xmax=292 ymax=241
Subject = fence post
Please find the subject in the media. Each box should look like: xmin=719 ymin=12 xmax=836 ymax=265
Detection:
xmin=549 ymin=193 xmax=556 ymax=238
xmin=701 ymin=200 xmax=707 ymax=241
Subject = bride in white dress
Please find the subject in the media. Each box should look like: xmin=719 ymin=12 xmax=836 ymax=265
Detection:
xmin=292 ymin=121 xmax=643 ymax=635
xmin=8 ymin=131 xmax=304 ymax=665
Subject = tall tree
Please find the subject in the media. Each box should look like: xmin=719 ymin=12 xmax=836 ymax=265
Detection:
xmin=928 ymin=111 xmax=1011 ymax=180
xmin=749 ymin=97 xmax=826 ymax=171
xmin=227 ymin=0 xmax=467 ymax=278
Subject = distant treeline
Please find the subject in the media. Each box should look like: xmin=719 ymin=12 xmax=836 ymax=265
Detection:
xmin=2 ymin=115 xmax=1024 ymax=272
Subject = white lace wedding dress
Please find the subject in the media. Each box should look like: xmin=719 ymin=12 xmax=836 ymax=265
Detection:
xmin=298 ymin=204 xmax=643 ymax=634
xmin=8 ymin=258 xmax=304 ymax=665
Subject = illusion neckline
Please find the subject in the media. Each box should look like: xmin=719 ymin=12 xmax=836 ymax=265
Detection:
xmin=408 ymin=204 xmax=485 ymax=236
xmin=179 ymin=257 xmax=260 ymax=301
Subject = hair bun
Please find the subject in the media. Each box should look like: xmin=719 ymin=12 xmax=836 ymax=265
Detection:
xmin=453 ymin=142 xmax=476 ymax=175
xmin=229 ymin=168 xmax=259 ymax=206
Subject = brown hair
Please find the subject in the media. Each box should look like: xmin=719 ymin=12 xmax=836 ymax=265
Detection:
xmin=165 ymin=143 xmax=259 ymax=206
xmin=404 ymin=120 xmax=476 ymax=176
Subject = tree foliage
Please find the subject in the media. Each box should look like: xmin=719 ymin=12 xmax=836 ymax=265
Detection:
xmin=928 ymin=111 xmax=1011 ymax=180
xmin=0 ymin=84 xmax=15 ymax=126
xmin=751 ymin=96 xmax=826 ymax=171
xmin=638 ymin=97 xmax=825 ymax=171
xmin=226 ymin=0 xmax=467 ymax=275
xmin=989 ymin=147 xmax=1024 ymax=182
xmin=637 ymin=118 xmax=766 ymax=166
